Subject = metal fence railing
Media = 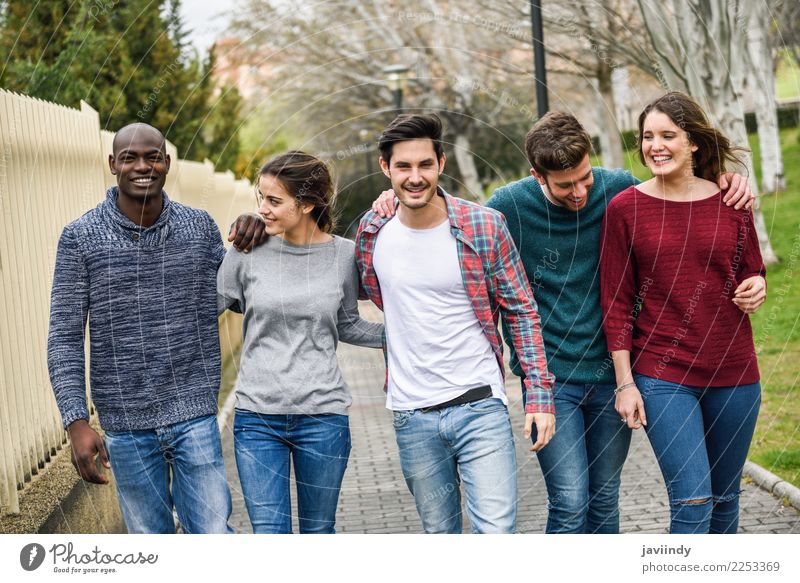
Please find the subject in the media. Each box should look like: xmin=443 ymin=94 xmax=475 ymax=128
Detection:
xmin=0 ymin=90 xmax=251 ymax=515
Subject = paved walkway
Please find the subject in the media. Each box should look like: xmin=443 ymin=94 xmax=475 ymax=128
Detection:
xmin=221 ymin=304 xmax=800 ymax=534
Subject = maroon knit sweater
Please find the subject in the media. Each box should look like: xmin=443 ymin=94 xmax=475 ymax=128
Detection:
xmin=600 ymin=186 xmax=765 ymax=387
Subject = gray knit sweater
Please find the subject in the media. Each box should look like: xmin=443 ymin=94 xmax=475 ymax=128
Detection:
xmin=217 ymin=235 xmax=384 ymax=415
xmin=47 ymin=187 xmax=225 ymax=431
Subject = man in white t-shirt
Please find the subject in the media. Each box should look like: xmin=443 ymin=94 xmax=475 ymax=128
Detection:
xmin=355 ymin=113 xmax=555 ymax=533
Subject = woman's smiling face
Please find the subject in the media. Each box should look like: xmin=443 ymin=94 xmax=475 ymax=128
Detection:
xmin=641 ymin=110 xmax=698 ymax=179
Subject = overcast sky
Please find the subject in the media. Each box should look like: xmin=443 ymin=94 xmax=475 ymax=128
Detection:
xmin=179 ymin=0 xmax=231 ymax=55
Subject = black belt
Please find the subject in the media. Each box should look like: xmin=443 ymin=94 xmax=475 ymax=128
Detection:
xmin=418 ymin=385 xmax=493 ymax=413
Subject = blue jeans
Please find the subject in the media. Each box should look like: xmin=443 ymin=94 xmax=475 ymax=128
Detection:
xmin=393 ymin=397 xmax=517 ymax=533
xmin=527 ymin=380 xmax=631 ymax=533
xmin=233 ymin=411 xmax=351 ymax=534
xmin=104 ymin=414 xmax=233 ymax=534
xmin=636 ymin=374 xmax=761 ymax=534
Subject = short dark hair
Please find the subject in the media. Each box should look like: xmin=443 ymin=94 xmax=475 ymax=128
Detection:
xmin=259 ymin=151 xmax=337 ymax=233
xmin=524 ymin=112 xmax=592 ymax=176
xmin=378 ymin=113 xmax=444 ymax=163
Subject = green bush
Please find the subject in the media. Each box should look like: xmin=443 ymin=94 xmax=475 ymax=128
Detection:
xmin=620 ymin=129 xmax=638 ymax=151
xmin=745 ymin=105 xmax=800 ymax=133
xmin=591 ymin=131 xmax=638 ymax=155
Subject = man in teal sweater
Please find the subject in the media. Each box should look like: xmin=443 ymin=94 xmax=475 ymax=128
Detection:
xmin=485 ymin=112 xmax=753 ymax=533
xmin=372 ymin=111 xmax=753 ymax=533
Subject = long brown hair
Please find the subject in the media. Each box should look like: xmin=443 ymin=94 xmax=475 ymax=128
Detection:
xmin=637 ymin=91 xmax=747 ymax=182
xmin=259 ymin=151 xmax=337 ymax=233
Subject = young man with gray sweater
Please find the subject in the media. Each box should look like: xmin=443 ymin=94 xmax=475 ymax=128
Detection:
xmin=47 ymin=123 xmax=265 ymax=533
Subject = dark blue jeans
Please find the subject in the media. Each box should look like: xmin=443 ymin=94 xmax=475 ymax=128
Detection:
xmin=528 ymin=380 xmax=631 ymax=533
xmin=635 ymin=374 xmax=761 ymax=534
xmin=233 ymin=410 xmax=351 ymax=534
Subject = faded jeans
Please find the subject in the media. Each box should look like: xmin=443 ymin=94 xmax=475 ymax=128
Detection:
xmin=393 ymin=397 xmax=517 ymax=533
xmin=104 ymin=414 xmax=233 ymax=534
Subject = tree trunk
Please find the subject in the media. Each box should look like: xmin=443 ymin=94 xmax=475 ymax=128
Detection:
xmin=748 ymin=2 xmax=785 ymax=193
xmin=594 ymin=65 xmax=625 ymax=169
xmin=452 ymin=133 xmax=485 ymax=203
xmin=638 ymin=0 xmax=778 ymax=264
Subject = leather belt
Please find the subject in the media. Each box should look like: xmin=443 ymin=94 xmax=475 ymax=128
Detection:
xmin=418 ymin=385 xmax=493 ymax=413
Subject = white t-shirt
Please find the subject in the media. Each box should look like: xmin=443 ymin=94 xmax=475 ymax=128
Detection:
xmin=373 ymin=216 xmax=506 ymax=410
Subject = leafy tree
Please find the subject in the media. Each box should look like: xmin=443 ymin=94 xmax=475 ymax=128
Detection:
xmin=0 ymin=0 xmax=239 ymax=172
xmin=205 ymin=84 xmax=243 ymax=173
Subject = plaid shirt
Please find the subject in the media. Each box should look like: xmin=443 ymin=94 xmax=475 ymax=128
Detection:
xmin=355 ymin=190 xmax=554 ymax=414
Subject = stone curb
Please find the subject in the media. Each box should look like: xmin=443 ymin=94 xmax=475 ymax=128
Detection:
xmin=743 ymin=460 xmax=800 ymax=511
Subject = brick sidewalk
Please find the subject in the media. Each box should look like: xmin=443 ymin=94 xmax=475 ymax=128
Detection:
xmin=222 ymin=305 xmax=800 ymax=534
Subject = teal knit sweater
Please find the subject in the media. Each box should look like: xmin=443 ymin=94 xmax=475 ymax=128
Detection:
xmin=486 ymin=168 xmax=638 ymax=385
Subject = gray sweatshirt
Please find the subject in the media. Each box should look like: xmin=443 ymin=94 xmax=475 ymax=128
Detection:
xmin=217 ymin=235 xmax=384 ymax=415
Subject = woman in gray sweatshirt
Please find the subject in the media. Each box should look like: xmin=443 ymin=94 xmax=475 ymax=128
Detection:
xmin=217 ymin=151 xmax=384 ymax=533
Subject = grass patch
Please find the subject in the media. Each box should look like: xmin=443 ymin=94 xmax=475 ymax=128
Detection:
xmin=776 ymin=51 xmax=800 ymax=101
xmin=748 ymin=127 xmax=800 ymax=487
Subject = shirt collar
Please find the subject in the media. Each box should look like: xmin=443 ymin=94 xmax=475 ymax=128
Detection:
xmin=104 ymin=186 xmax=172 ymax=231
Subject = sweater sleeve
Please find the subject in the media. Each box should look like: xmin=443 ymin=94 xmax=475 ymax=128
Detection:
xmin=216 ymin=249 xmax=244 ymax=315
xmin=600 ymin=199 xmax=637 ymax=352
xmin=736 ymin=210 xmax=766 ymax=283
xmin=337 ymin=255 xmax=384 ymax=349
xmin=47 ymin=225 xmax=90 ymax=429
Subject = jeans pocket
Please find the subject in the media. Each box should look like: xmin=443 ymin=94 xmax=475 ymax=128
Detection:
xmin=392 ymin=410 xmax=413 ymax=429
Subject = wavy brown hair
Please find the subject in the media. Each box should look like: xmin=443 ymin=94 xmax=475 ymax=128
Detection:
xmin=637 ymin=91 xmax=747 ymax=182
xmin=259 ymin=151 xmax=337 ymax=233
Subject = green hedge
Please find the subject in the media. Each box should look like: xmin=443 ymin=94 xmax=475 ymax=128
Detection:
xmin=745 ymin=106 xmax=800 ymax=133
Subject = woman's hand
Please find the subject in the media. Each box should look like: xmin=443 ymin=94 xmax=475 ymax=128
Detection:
xmin=615 ymin=385 xmax=647 ymax=430
xmin=733 ymin=276 xmax=767 ymax=314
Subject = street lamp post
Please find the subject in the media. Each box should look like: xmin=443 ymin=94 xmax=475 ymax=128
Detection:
xmin=530 ymin=0 xmax=549 ymax=117
xmin=383 ymin=64 xmax=409 ymax=116
xmin=359 ymin=128 xmax=375 ymax=195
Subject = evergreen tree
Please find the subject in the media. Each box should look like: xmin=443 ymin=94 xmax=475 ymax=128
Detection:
xmin=0 ymin=0 xmax=129 ymax=114
xmin=0 ymin=0 xmax=242 ymax=173
xmin=205 ymin=84 xmax=243 ymax=173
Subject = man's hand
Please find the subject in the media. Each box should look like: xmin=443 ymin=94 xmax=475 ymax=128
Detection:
xmin=733 ymin=275 xmax=767 ymax=314
xmin=615 ymin=386 xmax=646 ymax=430
xmin=67 ymin=420 xmax=110 ymax=484
xmin=228 ymin=213 xmax=267 ymax=252
xmin=524 ymin=412 xmax=555 ymax=452
xmin=719 ymin=172 xmax=755 ymax=210
xmin=371 ymin=189 xmax=398 ymax=218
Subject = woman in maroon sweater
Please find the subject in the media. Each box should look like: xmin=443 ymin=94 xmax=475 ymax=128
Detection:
xmin=600 ymin=92 xmax=767 ymax=534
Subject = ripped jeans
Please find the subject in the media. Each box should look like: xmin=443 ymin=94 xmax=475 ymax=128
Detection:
xmin=635 ymin=375 xmax=761 ymax=534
